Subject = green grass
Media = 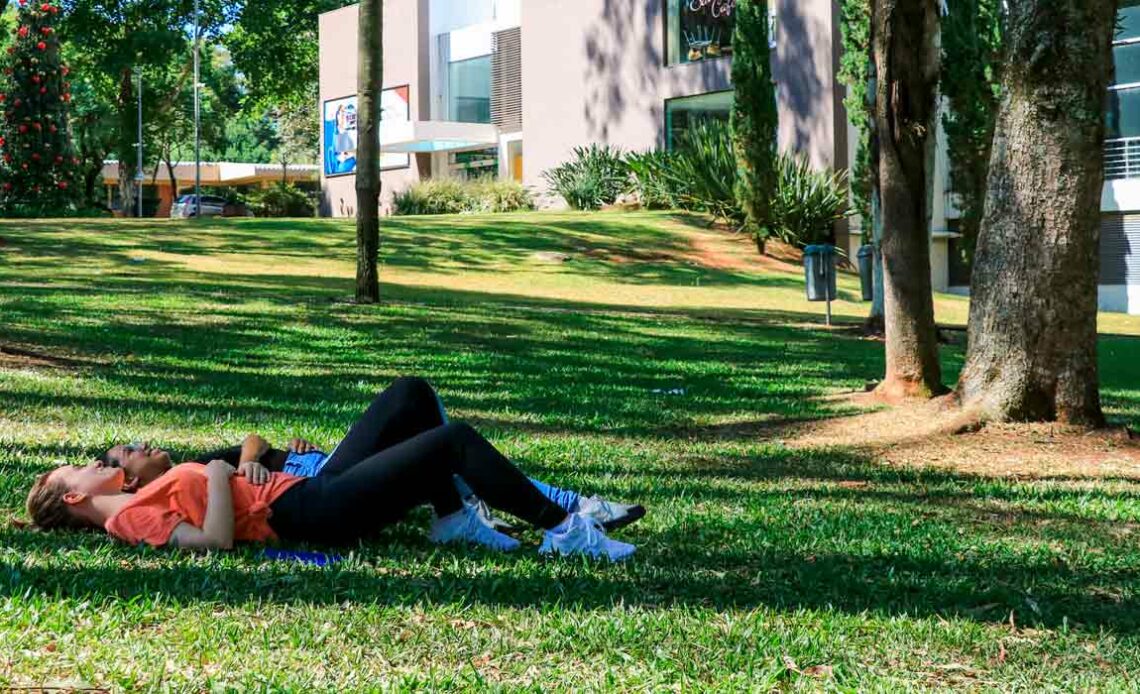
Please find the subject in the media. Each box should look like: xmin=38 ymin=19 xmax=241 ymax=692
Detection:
xmin=0 ymin=212 xmax=1138 ymax=690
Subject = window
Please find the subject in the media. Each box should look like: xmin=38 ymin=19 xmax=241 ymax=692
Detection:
xmin=448 ymin=148 xmax=498 ymax=180
xmin=448 ymin=55 xmax=492 ymax=124
xmin=664 ymin=90 xmax=734 ymax=148
xmin=666 ymin=0 xmax=735 ymax=65
xmin=1107 ymin=2 xmax=1140 ymax=178
xmin=1109 ymin=1 xmax=1140 ymax=139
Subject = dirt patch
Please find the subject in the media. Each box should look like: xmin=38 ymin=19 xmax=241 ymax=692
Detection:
xmin=0 ymin=343 xmax=90 ymax=370
xmin=778 ymin=393 xmax=1140 ymax=480
xmin=684 ymin=230 xmax=805 ymax=275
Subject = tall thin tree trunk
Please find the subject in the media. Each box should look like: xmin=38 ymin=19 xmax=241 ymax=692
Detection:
xmin=872 ymin=0 xmax=943 ymax=398
xmin=355 ymin=0 xmax=382 ymax=303
xmin=958 ymin=0 xmax=1115 ymax=426
xmin=117 ymin=68 xmax=138 ymax=217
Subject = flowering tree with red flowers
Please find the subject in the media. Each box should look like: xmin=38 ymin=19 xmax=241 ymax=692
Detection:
xmin=0 ymin=0 xmax=80 ymax=214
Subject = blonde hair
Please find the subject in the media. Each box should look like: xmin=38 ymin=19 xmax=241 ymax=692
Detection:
xmin=25 ymin=471 xmax=89 ymax=531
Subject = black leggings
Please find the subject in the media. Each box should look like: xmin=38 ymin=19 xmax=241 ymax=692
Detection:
xmin=319 ymin=376 xmax=447 ymax=475
xmin=269 ymin=421 xmax=569 ymax=546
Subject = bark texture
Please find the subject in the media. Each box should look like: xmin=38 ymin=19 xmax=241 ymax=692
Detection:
xmin=355 ymin=0 xmax=383 ymax=303
xmin=958 ymin=0 xmax=1115 ymax=426
xmin=872 ymin=0 xmax=943 ymax=397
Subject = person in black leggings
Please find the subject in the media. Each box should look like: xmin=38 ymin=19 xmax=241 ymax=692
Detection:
xmin=29 ymin=414 xmax=637 ymax=560
xmin=102 ymin=377 xmax=646 ymax=533
xmin=265 ymin=380 xmax=637 ymax=558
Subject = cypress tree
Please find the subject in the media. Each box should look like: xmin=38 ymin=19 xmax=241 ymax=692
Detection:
xmin=730 ymin=0 xmax=778 ymax=252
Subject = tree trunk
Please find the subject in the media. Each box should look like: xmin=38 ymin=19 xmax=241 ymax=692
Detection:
xmin=872 ymin=0 xmax=943 ymax=398
xmin=867 ymin=45 xmax=885 ymax=330
xmin=117 ymin=68 xmax=138 ymax=217
xmin=957 ymin=0 xmax=1114 ymax=426
xmin=354 ymin=0 xmax=383 ymax=303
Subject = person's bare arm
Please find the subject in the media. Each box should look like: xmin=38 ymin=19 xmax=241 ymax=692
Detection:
xmin=236 ymin=434 xmax=271 ymax=485
xmin=169 ymin=459 xmax=235 ymax=550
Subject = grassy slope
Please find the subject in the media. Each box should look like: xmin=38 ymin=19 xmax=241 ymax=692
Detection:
xmin=0 ymin=212 xmax=1137 ymax=690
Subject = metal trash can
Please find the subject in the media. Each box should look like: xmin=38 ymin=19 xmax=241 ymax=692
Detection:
xmin=803 ymin=244 xmax=837 ymax=302
xmin=857 ymin=244 xmax=875 ymax=302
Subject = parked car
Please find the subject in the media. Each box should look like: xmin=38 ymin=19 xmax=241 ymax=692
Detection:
xmin=170 ymin=194 xmax=252 ymax=218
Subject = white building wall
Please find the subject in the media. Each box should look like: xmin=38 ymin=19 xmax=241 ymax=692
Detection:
xmin=429 ymin=0 xmax=519 ymax=35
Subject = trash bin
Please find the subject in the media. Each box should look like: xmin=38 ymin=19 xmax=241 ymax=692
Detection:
xmin=857 ymin=244 xmax=875 ymax=302
xmin=803 ymin=244 xmax=838 ymax=302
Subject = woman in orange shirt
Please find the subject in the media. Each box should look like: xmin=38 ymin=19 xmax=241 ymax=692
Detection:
xmin=26 ymin=421 xmax=637 ymax=561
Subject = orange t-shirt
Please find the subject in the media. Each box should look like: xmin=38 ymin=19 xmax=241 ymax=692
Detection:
xmin=105 ymin=463 xmax=305 ymax=547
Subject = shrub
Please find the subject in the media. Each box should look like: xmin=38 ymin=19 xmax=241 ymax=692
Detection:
xmin=541 ymin=144 xmax=629 ymax=210
xmin=626 ymin=149 xmax=680 ymax=210
xmin=771 ymin=155 xmax=850 ymax=246
xmin=471 ymin=180 xmax=535 ymax=213
xmin=392 ymin=179 xmax=535 ymax=216
xmin=666 ymin=121 xmax=744 ymax=225
xmin=243 ymin=183 xmax=316 ymax=218
xmin=627 ymin=121 xmax=850 ymax=247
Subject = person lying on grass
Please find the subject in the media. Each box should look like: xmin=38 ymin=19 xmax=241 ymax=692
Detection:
xmin=25 ymin=380 xmax=641 ymax=560
xmin=99 ymin=377 xmax=644 ymax=533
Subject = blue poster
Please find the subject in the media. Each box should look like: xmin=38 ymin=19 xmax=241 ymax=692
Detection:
xmin=323 ymin=96 xmax=358 ymax=177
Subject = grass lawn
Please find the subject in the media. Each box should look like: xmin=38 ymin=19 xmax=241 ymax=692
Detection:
xmin=0 ymin=211 xmax=1138 ymax=690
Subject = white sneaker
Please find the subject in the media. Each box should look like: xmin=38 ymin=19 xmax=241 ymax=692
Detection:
xmin=577 ymin=495 xmax=646 ymax=531
xmin=467 ymin=496 xmax=517 ymax=533
xmin=539 ymin=513 xmax=636 ymax=561
xmin=430 ymin=506 xmax=520 ymax=552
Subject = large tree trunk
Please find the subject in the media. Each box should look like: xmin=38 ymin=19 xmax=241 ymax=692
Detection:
xmin=354 ymin=0 xmax=382 ymax=303
xmin=872 ymin=0 xmax=943 ymax=398
xmin=957 ymin=0 xmax=1115 ymax=426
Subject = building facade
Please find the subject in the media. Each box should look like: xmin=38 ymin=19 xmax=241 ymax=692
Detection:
xmin=318 ymin=0 xmax=846 ymax=221
xmin=319 ymin=0 xmax=1140 ymax=314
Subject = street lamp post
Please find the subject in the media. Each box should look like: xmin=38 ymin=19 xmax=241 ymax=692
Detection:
xmin=193 ymin=0 xmax=201 ymax=218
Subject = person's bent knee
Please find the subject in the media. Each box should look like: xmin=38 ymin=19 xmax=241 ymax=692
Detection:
xmin=385 ymin=376 xmax=437 ymax=403
xmin=442 ymin=421 xmax=478 ymax=441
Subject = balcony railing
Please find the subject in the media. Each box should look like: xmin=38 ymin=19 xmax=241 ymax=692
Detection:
xmin=1105 ymin=137 xmax=1140 ymax=180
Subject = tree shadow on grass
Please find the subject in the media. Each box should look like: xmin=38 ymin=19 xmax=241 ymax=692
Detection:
xmin=1 ymin=447 xmax=1137 ymax=634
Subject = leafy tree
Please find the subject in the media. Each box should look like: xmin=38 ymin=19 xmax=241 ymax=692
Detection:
xmin=226 ymin=0 xmax=352 ymax=109
xmin=731 ymin=0 xmax=778 ymax=252
xmin=0 ymin=0 xmax=81 ymax=214
xmin=941 ymin=0 xmax=1002 ymax=265
xmin=57 ymin=0 xmax=229 ymax=215
xmin=63 ymin=43 xmax=115 ymax=206
xmin=838 ymin=0 xmax=872 ymax=229
xmin=958 ymin=0 xmax=1114 ymax=426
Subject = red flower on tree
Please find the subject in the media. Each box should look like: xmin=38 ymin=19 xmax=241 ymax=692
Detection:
xmin=30 ymin=74 xmax=39 ymax=83
xmin=32 ymin=122 xmax=40 ymax=131
xmin=56 ymin=180 xmax=66 ymax=189
xmin=40 ymin=3 xmax=50 ymax=11
xmin=38 ymin=86 xmax=45 ymax=94
xmin=40 ymin=27 xmax=52 ymax=35
xmin=36 ymin=42 xmax=46 ymax=51
xmin=17 ymin=26 xmax=28 ymax=39
xmin=17 ymin=124 xmax=27 ymax=133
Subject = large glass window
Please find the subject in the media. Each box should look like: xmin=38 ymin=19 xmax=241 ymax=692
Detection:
xmin=448 ymin=55 xmax=492 ymax=124
xmin=1110 ymin=1 xmax=1140 ymax=139
xmin=666 ymin=0 xmax=735 ymax=65
xmin=664 ymin=90 xmax=734 ymax=148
